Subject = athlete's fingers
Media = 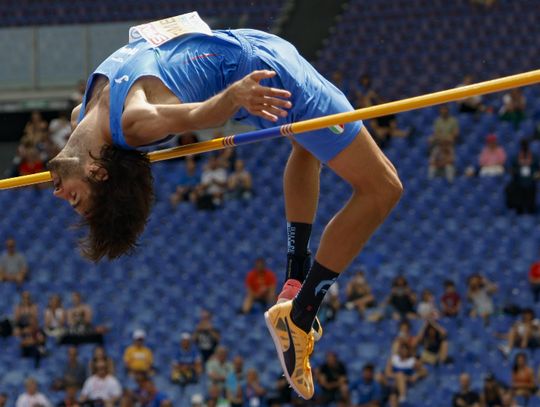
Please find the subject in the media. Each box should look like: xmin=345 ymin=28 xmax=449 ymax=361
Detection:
xmin=262 ymin=86 xmax=292 ymax=99
xmin=249 ymin=70 xmax=276 ymax=82
xmin=253 ymin=85 xmax=291 ymax=99
xmin=257 ymin=103 xmax=288 ymax=118
xmin=259 ymin=109 xmax=279 ymax=122
xmin=262 ymin=96 xmax=292 ymax=109
xmin=249 ymin=107 xmax=278 ymax=122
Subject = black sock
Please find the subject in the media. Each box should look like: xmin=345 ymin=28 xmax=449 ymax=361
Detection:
xmin=286 ymin=222 xmax=312 ymax=282
xmin=291 ymin=261 xmax=339 ymax=333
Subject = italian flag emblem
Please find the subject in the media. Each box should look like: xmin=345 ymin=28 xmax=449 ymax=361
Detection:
xmin=329 ymin=124 xmax=344 ymax=134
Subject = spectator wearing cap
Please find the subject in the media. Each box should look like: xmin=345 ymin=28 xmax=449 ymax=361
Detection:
xmin=171 ymin=333 xmax=202 ymax=386
xmin=16 ymin=377 xmax=51 ymax=407
xmin=123 ymin=329 xmax=154 ymax=376
xmin=0 ymin=238 xmax=28 ymax=286
xmin=477 ymin=134 xmax=507 ymax=177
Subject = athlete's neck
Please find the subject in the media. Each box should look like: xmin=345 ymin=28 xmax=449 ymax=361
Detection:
xmin=57 ymin=109 xmax=109 ymax=163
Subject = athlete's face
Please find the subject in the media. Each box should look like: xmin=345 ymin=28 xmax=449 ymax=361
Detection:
xmin=47 ymin=156 xmax=92 ymax=217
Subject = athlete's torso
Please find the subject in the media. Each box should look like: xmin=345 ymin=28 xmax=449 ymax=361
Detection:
xmin=78 ymin=30 xmax=249 ymax=149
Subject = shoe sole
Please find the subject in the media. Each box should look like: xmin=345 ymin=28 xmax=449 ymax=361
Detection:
xmin=264 ymin=310 xmax=311 ymax=400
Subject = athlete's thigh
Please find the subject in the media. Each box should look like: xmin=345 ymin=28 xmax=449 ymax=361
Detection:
xmin=327 ymin=126 xmax=401 ymax=192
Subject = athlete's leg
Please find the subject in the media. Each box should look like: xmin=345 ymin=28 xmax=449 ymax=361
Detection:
xmin=315 ymin=126 xmax=402 ymax=270
xmin=292 ymin=127 xmax=402 ymax=332
xmin=283 ymin=141 xmax=320 ymax=283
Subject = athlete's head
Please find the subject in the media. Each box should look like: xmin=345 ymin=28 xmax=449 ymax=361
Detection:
xmin=48 ymin=144 xmax=153 ymax=261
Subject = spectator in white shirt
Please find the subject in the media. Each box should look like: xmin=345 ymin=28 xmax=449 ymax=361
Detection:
xmin=16 ymin=377 xmax=51 ymax=407
xmin=48 ymin=111 xmax=72 ymax=150
xmin=80 ymin=360 xmax=122 ymax=406
xmin=191 ymin=156 xmax=228 ymax=209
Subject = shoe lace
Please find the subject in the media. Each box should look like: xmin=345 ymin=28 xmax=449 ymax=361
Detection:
xmin=303 ymin=334 xmax=314 ymax=373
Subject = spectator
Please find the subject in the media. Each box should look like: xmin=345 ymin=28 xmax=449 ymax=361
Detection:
xmin=385 ymin=343 xmax=427 ymax=403
xmin=190 ymin=155 xmax=227 ymax=209
xmin=226 ymin=356 xmax=245 ymax=406
xmin=500 ymin=88 xmax=526 ymax=129
xmin=56 ymin=381 xmax=80 ymax=407
xmin=452 ymin=373 xmax=480 ymax=407
xmin=355 ymin=74 xmax=380 ymax=108
xmin=428 ymin=140 xmax=456 ymax=182
xmin=52 ymin=346 xmax=87 ymax=391
xmin=206 ymin=383 xmax=230 ymax=407
xmin=17 ymin=146 xmax=45 ymax=177
xmin=316 ymin=351 xmax=349 ymax=406
xmin=511 ymin=352 xmax=535 ymax=398
xmin=227 ymin=159 xmax=253 ymax=200
xmin=241 ymin=258 xmax=277 ymax=314
xmin=480 ymin=374 xmax=503 ymax=407
xmin=89 ymin=346 xmax=115 ymax=376
xmin=529 ymin=254 xmax=540 ymax=302
xmin=417 ymin=289 xmax=440 ymax=320
xmin=49 ymin=111 xmax=72 ymax=151
xmin=66 ymin=292 xmax=93 ymax=334
xmin=133 ymin=373 xmax=171 ymax=407
xmin=217 ymin=147 xmax=237 ymax=172
xmin=319 ymin=280 xmax=341 ymax=323
xmin=243 ymin=368 xmax=267 ymax=406
xmin=0 ymin=393 xmax=6 ymax=407
xmin=505 ymin=139 xmax=539 ymax=215
xmin=22 ymin=111 xmax=48 ymax=146
xmin=16 ymin=377 xmax=51 ymax=407
xmin=369 ymin=98 xmax=411 ymax=148
xmin=19 ymin=315 xmax=47 ymax=368
xmin=170 ymin=157 xmax=200 ymax=207
xmin=193 ymin=309 xmax=220 ymax=363
xmin=467 ymin=274 xmax=497 ymax=322
xmin=80 ymin=359 xmax=122 ymax=406
xmin=441 ymin=280 xmax=461 ymax=317
xmin=391 ymin=320 xmax=418 ymax=355
xmin=123 ymin=329 xmax=154 ymax=375
xmin=345 ymin=270 xmax=375 ymax=317
xmin=457 ymin=75 xmax=486 ymax=114
xmin=500 ymin=308 xmax=540 ymax=356
xmin=387 ymin=276 xmax=417 ymax=320
xmin=349 ymin=363 xmax=382 ymax=407
xmin=206 ymin=346 xmax=233 ymax=392
xmin=171 ymin=332 xmax=202 ymax=386
xmin=44 ymin=294 xmax=66 ymax=338
xmin=477 ymin=134 xmax=507 ymax=177
xmin=417 ymin=320 xmax=450 ymax=365
xmin=0 ymin=238 xmax=29 ymax=286
xmin=13 ymin=291 xmax=38 ymax=333
xmin=430 ymin=105 xmax=460 ymax=146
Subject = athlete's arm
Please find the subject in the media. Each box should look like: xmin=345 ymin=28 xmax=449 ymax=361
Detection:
xmin=122 ymin=70 xmax=291 ymax=146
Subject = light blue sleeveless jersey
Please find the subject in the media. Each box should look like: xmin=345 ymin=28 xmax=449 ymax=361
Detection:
xmin=78 ymin=29 xmax=362 ymax=162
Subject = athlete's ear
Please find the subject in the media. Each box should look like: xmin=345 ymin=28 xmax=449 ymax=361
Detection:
xmin=88 ymin=163 xmax=109 ymax=181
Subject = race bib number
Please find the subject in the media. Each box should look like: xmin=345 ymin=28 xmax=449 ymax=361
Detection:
xmin=129 ymin=12 xmax=213 ymax=47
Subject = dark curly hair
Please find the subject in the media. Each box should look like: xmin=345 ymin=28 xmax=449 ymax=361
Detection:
xmin=80 ymin=144 xmax=154 ymax=262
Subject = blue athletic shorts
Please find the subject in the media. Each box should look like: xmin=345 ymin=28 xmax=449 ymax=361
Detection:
xmin=230 ymin=29 xmax=362 ymax=163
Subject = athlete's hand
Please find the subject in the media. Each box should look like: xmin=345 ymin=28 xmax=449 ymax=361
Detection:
xmin=230 ymin=70 xmax=292 ymax=122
